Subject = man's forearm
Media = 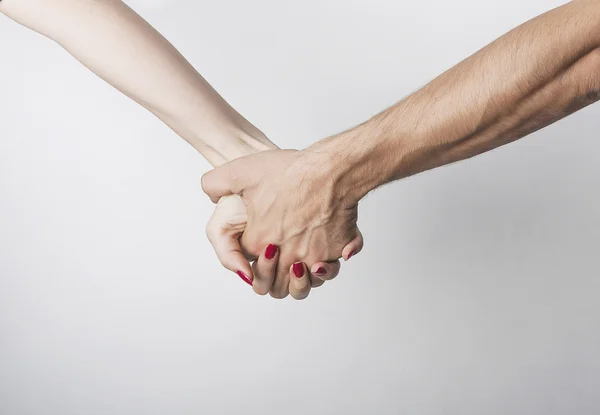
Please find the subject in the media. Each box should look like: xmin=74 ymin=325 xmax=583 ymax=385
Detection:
xmin=0 ymin=0 xmax=276 ymax=166
xmin=310 ymin=0 xmax=600 ymax=203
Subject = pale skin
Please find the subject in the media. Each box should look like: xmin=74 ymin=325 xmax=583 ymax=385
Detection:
xmin=0 ymin=0 xmax=362 ymax=299
xmin=203 ymin=0 xmax=600 ymax=298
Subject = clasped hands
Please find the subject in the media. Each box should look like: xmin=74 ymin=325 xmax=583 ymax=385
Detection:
xmin=202 ymin=149 xmax=363 ymax=299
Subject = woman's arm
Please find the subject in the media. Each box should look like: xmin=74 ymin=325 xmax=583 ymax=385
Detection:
xmin=0 ymin=0 xmax=276 ymax=166
xmin=0 ymin=0 xmax=355 ymax=297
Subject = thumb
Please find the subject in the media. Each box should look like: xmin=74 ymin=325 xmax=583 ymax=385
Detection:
xmin=343 ymin=227 xmax=364 ymax=261
xmin=206 ymin=196 xmax=254 ymax=286
xmin=201 ymin=161 xmax=242 ymax=204
xmin=213 ymin=232 xmax=255 ymax=287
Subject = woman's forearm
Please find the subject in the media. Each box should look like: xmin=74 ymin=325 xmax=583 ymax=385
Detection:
xmin=310 ymin=0 xmax=600 ymax=203
xmin=0 ymin=0 xmax=276 ymax=166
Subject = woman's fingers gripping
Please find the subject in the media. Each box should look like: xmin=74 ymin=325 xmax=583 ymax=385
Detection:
xmin=289 ymin=262 xmax=311 ymax=300
xmin=251 ymin=243 xmax=279 ymax=295
xmin=206 ymin=195 xmax=253 ymax=286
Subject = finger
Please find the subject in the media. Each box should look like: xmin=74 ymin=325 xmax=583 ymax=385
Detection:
xmin=239 ymin=231 xmax=260 ymax=261
xmin=342 ymin=227 xmax=364 ymax=261
xmin=270 ymin=257 xmax=291 ymax=299
xmin=201 ymin=160 xmax=245 ymax=203
xmin=310 ymin=275 xmax=325 ymax=288
xmin=310 ymin=260 xmax=341 ymax=282
xmin=207 ymin=229 xmax=254 ymax=287
xmin=251 ymin=244 xmax=278 ymax=296
xmin=288 ymin=262 xmax=311 ymax=300
xmin=205 ymin=196 xmax=253 ymax=286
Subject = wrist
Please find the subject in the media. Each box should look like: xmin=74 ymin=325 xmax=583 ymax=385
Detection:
xmin=211 ymin=123 xmax=278 ymax=162
xmin=173 ymin=113 xmax=278 ymax=167
xmin=303 ymin=122 xmax=409 ymax=205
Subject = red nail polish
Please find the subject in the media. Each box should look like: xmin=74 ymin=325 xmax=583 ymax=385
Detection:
xmin=236 ymin=270 xmax=252 ymax=286
xmin=347 ymin=250 xmax=356 ymax=260
xmin=265 ymin=244 xmax=278 ymax=260
xmin=292 ymin=262 xmax=304 ymax=278
xmin=315 ymin=267 xmax=327 ymax=276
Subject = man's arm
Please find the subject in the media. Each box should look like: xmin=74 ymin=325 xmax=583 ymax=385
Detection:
xmin=202 ymin=0 xmax=600 ymax=297
xmin=0 ymin=0 xmax=276 ymax=166
xmin=313 ymin=0 xmax=600 ymax=204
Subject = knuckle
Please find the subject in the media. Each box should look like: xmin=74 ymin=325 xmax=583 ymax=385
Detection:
xmin=200 ymin=172 xmax=211 ymax=195
xmin=269 ymin=289 xmax=288 ymax=300
xmin=205 ymin=223 xmax=218 ymax=242
xmin=311 ymin=277 xmax=325 ymax=287
xmin=219 ymin=258 xmax=235 ymax=273
xmin=252 ymin=285 xmax=269 ymax=296
xmin=318 ymin=273 xmax=335 ymax=281
xmin=240 ymin=234 xmax=261 ymax=258
xmin=290 ymin=291 xmax=309 ymax=300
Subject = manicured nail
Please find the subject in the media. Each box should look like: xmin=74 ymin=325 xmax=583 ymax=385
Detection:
xmin=236 ymin=270 xmax=252 ymax=286
xmin=346 ymin=250 xmax=356 ymax=261
xmin=314 ymin=267 xmax=327 ymax=276
xmin=265 ymin=244 xmax=278 ymax=260
xmin=292 ymin=262 xmax=304 ymax=278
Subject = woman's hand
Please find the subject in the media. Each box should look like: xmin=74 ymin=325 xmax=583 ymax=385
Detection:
xmin=202 ymin=149 xmax=364 ymax=298
xmin=205 ymin=194 xmax=363 ymax=299
xmin=0 ymin=0 xmax=362 ymax=299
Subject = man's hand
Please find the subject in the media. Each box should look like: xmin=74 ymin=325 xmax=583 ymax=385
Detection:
xmin=205 ymin=193 xmax=362 ymax=299
xmin=202 ymin=149 xmax=362 ymax=298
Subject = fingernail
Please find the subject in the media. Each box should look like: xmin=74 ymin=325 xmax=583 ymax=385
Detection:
xmin=346 ymin=250 xmax=356 ymax=261
xmin=314 ymin=267 xmax=327 ymax=276
xmin=292 ymin=262 xmax=304 ymax=278
xmin=265 ymin=244 xmax=278 ymax=260
xmin=236 ymin=270 xmax=252 ymax=286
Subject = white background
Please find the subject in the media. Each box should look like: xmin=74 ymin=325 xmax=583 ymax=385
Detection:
xmin=1 ymin=0 xmax=599 ymax=414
